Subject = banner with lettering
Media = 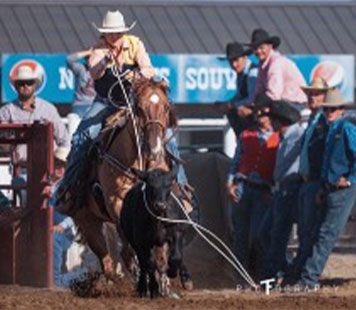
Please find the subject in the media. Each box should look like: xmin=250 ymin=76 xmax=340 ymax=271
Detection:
xmin=1 ymin=54 xmax=354 ymax=104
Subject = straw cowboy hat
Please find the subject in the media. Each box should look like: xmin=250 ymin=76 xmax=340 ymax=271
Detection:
xmin=218 ymin=42 xmax=251 ymax=60
xmin=92 ymin=10 xmax=136 ymax=33
xmin=245 ymin=28 xmax=281 ymax=49
xmin=301 ymin=77 xmax=333 ymax=93
xmin=318 ymin=88 xmax=353 ymax=108
xmin=10 ymin=65 xmax=41 ymax=83
xmin=54 ymin=147 xmax=70 ymax=163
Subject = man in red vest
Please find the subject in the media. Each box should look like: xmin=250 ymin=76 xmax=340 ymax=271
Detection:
xmin=227 ymin=106 xmax=279 ymax=281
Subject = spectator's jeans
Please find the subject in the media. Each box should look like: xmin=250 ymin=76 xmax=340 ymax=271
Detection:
xmin=291 ymin=180 xmax=322 ymax=278
xmin=54 ymin=232 xmax=73 ymax=287
xmin=264 ymin=180 xmax=301 ymax=279
xmin=62 ymin=100 xmax=187 ymax=190
xmin=231 ymin=182 xmax=271 ymax=279
xmin=301 ymin=184 xmax=356 ymax=287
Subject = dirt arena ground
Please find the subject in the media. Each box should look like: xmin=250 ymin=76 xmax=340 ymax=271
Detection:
xmin=1 ymin=253 xmax=356 ymax=310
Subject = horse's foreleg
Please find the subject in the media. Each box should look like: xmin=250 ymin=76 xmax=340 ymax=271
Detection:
xmin=75 ymin=207 xmax=113 ymax=274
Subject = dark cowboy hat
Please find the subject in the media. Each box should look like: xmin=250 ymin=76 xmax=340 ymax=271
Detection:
xmin=266 ymin=100 xmax=301 ymax=125
xmin=245 ymin=28 xmax=281 ymax=49
xmin=218 ymin=41 xmax=251 ymax=61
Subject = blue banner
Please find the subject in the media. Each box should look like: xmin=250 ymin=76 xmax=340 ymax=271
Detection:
xmin=1 ymin=54 xmax=354 ymax=104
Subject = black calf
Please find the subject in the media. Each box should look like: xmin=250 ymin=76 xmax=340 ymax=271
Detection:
xmin=120 ymin=168 xmax=196 ymax=298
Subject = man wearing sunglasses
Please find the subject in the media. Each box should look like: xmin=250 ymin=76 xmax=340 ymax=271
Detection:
xmin=298 ymin=88 xmax=356 ymax=289
xmin=0 ymin=65 xmax=70 ymax=206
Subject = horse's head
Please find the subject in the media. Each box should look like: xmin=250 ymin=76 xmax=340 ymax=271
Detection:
xmin=133 ymin=78 xmax=174 ymax=163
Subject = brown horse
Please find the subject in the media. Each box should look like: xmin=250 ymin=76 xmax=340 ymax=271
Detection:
xmin=72 ymin=78 xmax=174 ymax=275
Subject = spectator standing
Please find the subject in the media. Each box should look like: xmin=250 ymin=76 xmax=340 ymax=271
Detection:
xmin=227 ymin=106 xmax=279 ymax=280
xmin=214 ymin=42 xmax=258 ymax=137
xmin=292 ymin=78 xmax=331 ymax=280
xmin=244 ymin=29 xmax=307 ymax=105
xmin=262 ymin=100 xmax=305 ymax=284
xmin=299 ymin=89 xmax=356 ymax=289
xmin=0 ymin=65 xmax=70 ymax=206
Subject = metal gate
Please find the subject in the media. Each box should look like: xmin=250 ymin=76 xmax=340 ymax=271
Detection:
xmin=0 ymin=122 xmax=54 ymax=287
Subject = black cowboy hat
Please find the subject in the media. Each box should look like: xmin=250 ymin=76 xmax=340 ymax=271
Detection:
xmin=267 ymin=100 xmax=301 ymax=125
xmin=218 ymin=41 xmax=251 ymax=61
xmin=245 ymin=29 xmax=281 ymax=49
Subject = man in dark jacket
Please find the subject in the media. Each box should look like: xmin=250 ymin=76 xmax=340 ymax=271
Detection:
xmin=215 ymin=42 xmax=258 ymax=137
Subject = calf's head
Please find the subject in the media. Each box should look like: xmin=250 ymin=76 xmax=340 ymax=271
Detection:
xmin=133 ymin=166 xmax=178 ymax=215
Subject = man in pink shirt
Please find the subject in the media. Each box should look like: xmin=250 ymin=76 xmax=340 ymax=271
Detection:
xmin=245 ymin=29 xmax=307 ymax=105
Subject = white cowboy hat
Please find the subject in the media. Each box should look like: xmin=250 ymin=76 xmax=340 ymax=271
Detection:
xmin=317 ymin=88 xmax=353 ymax=108
xmin=11 ymin=65 xmax=41 ymax=82
xmin=54 ymin=147 xmax=70 ymax=163
xmin=92 ymin=10 xmax=136 ymax=33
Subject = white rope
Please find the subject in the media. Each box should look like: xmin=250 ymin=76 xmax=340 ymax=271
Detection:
xmin=110 ymin=65 xmax=143 ymax=170
xmin=141 ymin=184 xmax=258 ymax=289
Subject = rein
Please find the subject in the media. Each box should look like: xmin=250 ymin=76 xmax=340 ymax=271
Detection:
xmin=109 ymin=55 xmax=143 ymax=170
xmin=143 ymin=119 xmax=165 ymax=131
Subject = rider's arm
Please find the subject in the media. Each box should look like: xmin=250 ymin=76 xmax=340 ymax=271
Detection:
xmin=135 ymin=39 xmax=155 ymax=79
xmin=88 ymin=48 xmax=111 ymax=80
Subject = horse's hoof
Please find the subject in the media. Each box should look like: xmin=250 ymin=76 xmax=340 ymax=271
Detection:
xmin=182 ymin=279 xmax=194 ymax=291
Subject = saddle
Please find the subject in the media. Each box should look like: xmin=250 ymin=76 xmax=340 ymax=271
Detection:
xmin=103 ymin=108 xmax=129 ymax=134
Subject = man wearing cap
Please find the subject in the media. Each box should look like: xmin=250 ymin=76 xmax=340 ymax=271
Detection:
xmin=214 ymin=42 xmax=258 ymax=137
xmin=244 ymin=29 xmax=307 ymax=106
xmin=0 ymin=65 xmax=70 ymax=206
xmin=260 ymin=100 xmax=305 ymax=284
xmin=227 ymin=105 xmax=279 ymax=280
xmin=0 ymin=65 xmax=70 ymax=148
xmin=291 ymin=78 xmax=331 ymax=280
xmin=298 ymin=88 xmax=356 ymax=289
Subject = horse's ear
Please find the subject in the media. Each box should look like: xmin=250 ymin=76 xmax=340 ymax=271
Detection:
xmin=131 ymin=167 xmax=147 ymax=181
xmin=169 ymin=108 xmax=177 ymax=128
xmin=156 ymin=80 xmax=169 ymax=94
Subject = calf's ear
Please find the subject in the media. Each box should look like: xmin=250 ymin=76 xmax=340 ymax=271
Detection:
xmin=131 ymin=167 xmax=148 ymax=181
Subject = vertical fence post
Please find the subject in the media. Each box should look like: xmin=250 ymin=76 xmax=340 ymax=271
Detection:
xmin=17 ymin=122 xmax=54 ymax=287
